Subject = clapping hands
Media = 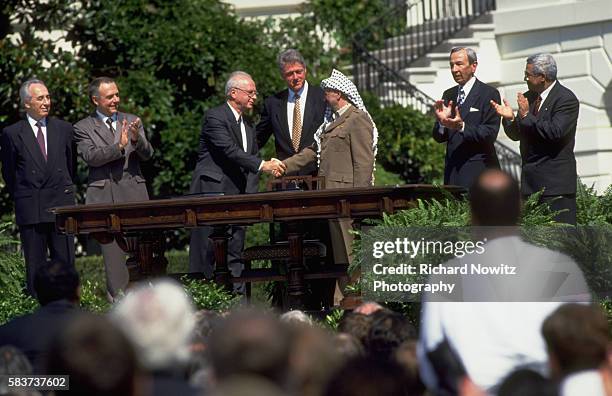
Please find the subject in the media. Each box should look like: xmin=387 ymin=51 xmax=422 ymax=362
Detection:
xmin=434 ymin=100 xmax=464 ymax=130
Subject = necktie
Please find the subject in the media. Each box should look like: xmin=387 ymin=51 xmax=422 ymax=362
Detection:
xmin=457 ymin=87 xmax=466 ymax=107
xmin=291 ymin=94 xmax=302 ymax=152
xmin=35 ymin=121 xmax=47 ymax=161
xmin=532 ymin=95 xmax=542 ymax=116
xmin=106 ymin=118 xmax=115 ymax=135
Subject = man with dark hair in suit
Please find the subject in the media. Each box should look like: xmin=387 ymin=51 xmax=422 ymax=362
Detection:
xmin=0 ymin=260 xmax=81 ymax=373
xmin=74 ymin=77 xmax=154 ymax=299
xmin=256 ymin=49 xmax=326 ymax=176
xmin=188 ymin=71 xmax=283 ymax=289
xmin=491 ymin=53 xmax=579 ymax=224
xmin=1 ymin=78 xmax=76 ymax=296
xmin=433 ymin=47 xmax=501 ymax=189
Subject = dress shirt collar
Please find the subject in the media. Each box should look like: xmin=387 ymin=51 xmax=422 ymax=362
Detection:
xmin=334 ymin=103 xmax=351 ymax=119
xmin=288 ymin=80 xmax=308 ymax=102
xmin=539 ymin=80 xmax=556 ymax=104
xmin=226 ymin=102 xmax=241 ymax=122
xmin=96 ymin=110 xmax=117 ymax=124
xmin=459 ymin=76 xmax=476 ymax=99
xmin=27 ymin=114 xmax=46 ymax=128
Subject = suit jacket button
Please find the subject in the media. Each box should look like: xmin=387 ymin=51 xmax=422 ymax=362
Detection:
xmin=31 ymin=170 xmax=36 ymax=174
xmin=64 ymin=189 xmax=70 ymax=193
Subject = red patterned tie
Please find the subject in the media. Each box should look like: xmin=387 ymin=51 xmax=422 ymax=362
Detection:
xmin=532 ymin=95 xmax=542 ymax=116
xmin=35 ymin=121 xmax=47 ymax=161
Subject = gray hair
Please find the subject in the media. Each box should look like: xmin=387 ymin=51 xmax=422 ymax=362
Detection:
xmin=450 ymin=47 xmax=478 ymax=64
xmin=225 ymin=71 xmax=253 ymax=97
xmin=277 ymin=49 xmax=306 ymax=73
xmin=19 ymin=78 xmax=46 ymax=108
xmin=88 ymin=76 xmax=116 ymax=101
xmin=526 ymin=53 xmax=557 ymax=81
xmin=111 ymin=279 xmax=195 ymax=370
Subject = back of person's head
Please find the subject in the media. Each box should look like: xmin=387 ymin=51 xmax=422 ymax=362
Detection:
xmin=366 ymin=310 xmax=417 ymax=361
xmin=394 ymin=340 xmax=426 ymax=395
xmin=45 ymin=314 xmax=140 ymax=396
xmin=212 ymin=375 xmax=286 ymax=396
xmin=338 ymin=312 xmax=374 ymax=347
xmin=0 ymin=346 xmax=39 ymax=395
xmin=334 ymin=333 xmax=365 ymax=360
xmin=323 ymin=357 xmax=412 ymax=396
xmin=112 ymin=279 xmax=195 ymax=371
xmin=288 ymin=325 xmax=341 ymax=396
xmin=497 ymin=369 xmax=557 ymax=396
xmin=33 ymin=260 xmax=80 ymax=306
xmin=542 ymin=303 xmax=610 ymax=378
xmin=280 ymin=309 xmax=313 ymax=327
xmin=469 ymin=169 xmax=521 ymax=226
xmin=209 ymin=309 xmax=290 ymax=386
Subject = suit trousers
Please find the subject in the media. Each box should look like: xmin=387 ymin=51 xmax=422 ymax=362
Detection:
xmin=19 ymin=222 xmax=75 ymax=296
xmin=189 ymin=225 xmax=245 ymax=294
xmin=100 ymin=240 xmax=129 ymax=298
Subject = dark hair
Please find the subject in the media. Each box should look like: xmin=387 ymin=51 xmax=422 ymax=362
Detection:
xmin=45 ymin=314 xmax=139 ymax=396
xmin=338 ymin=312 xmax=374 ymax=347
xmin=365 ymin=310 xmax=417 ymax=361
xmin=323 ymin=357 xmax=413 ymax=396
xmin=88 ymin=76 xmax=116 ymax=103
xmin=33 ymin=260 xmax=79 ymax=305
xmin=469 ymin=169 xmax=521 ymax=226
xmin=208 ymin=310 xmax=290 ymax=386
xmin=498 ymin=369 xmax=557 ymax=396
xmin=542 ymin=303 xmax=610 ymax=378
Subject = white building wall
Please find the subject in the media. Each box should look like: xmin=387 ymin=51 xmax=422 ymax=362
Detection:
xmin=494 ymin=0 xmax=612 ymax=191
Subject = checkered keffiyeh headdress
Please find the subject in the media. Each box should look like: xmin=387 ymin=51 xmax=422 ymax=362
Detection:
xmin=314 ymin=69 xmax=378 ymax=184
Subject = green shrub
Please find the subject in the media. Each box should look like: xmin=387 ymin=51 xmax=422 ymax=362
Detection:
xmin=182 ymin=276 xmax=240 ymax=312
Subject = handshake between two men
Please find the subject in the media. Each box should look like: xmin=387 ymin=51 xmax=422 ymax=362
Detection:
xmin=261 ymin=158 xmax=287 ymax=177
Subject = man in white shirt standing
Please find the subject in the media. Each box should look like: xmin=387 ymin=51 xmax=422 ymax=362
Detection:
xmin=1 ymin=79 xmax=76 ymax=295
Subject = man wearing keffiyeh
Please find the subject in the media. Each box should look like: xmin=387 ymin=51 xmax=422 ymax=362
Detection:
xmin=279 ymin=69 xmax=377 ymax=303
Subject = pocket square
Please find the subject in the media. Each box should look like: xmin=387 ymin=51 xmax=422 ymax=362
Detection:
xmin=469 ymin=107 xmax=479 ymax=112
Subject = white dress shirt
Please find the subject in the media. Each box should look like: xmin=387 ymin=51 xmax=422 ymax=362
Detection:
xmin=226 ymin=103 xmax=248 ymax=152
xmin=287 ymin=81 xmax=309 ymax=139
xmin=27 ymin=114 xmax=48 ymax=156
xmin=96 ymin=110 xmax=118 ymax=135
xmin=537 ymin=80 xmax=556 ymax=113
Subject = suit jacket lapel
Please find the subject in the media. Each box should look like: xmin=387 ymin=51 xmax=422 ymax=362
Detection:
xmin=277 ymin=90 xmax=290 ymax=143
xmin=18 ymin=120 xmax=46 ymax=171
xmin=91 ymin=112 xmax=116 ymax=146
xmin=224 ymin=104 xmax=244 ymax=148
xmin=45 ymin=118 xmax=59 ymax=173
xmin=245 ymin=122 xmax=255 ymax=154
xmin=301 ymin=92 xmax=316 ymax=141
xmin=459 ymin=79 xmax=480 ymax=120
xmin=536 ymin=82 xmax=560 ymax=118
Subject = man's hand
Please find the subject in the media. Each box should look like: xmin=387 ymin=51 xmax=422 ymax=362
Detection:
xmin=127 ymin=117 xmax=141 ymax=142
xmin=261 ymin=158 xmax=286 ymax=176
xmin=490 ymin=99 xmax=515 ymax=120
xmin=442 ymin=107 xmax=464 ymax=131
xmin=517 ymin=92 xmax=529 ymax=119
xmin=119 ymin=120 xmax=129 ymax=149
xmin=434 ymin=100 xmax=453 ymax=123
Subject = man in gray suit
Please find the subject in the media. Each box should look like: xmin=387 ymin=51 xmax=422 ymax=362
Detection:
xmin=74 ymin=77 xmax=154 ymax=299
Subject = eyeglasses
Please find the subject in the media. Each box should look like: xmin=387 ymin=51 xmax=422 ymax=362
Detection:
xmin=234 ymin=87 xmax=258 ymax=98
xmin=524 ymin=71 xmax=542 ymax=81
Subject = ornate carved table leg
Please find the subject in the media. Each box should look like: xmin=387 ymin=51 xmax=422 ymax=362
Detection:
xmin=286 ymin=223 xmax=306 ymax=310
xmin=211 ymin=226 xmax=232 ymax=291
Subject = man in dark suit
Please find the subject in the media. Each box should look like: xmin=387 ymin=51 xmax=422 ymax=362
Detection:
xmin=189 ymin=71 xmax=283 ymax=288
xmin=0 ymin=79 xmax=75 ymax=296
xmin=0 ymin=260 xmax=81 ymax=373
xmin=491 ymin=53 xmax=579 ymax=224
xmin=433 ymin=47 xmax=501 ymax=189
xmin=74 ymin=77 xmax=154 ymax=299
xmin=256 ymin=49 xmax=326 ymax=176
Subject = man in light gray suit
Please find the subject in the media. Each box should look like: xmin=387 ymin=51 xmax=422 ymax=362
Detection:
xmin=74 ymin=77 xmax=154 ymax=299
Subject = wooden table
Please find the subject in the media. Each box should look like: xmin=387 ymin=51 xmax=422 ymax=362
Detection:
xmin=52 ymin=185 xmax=464 ymax=308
